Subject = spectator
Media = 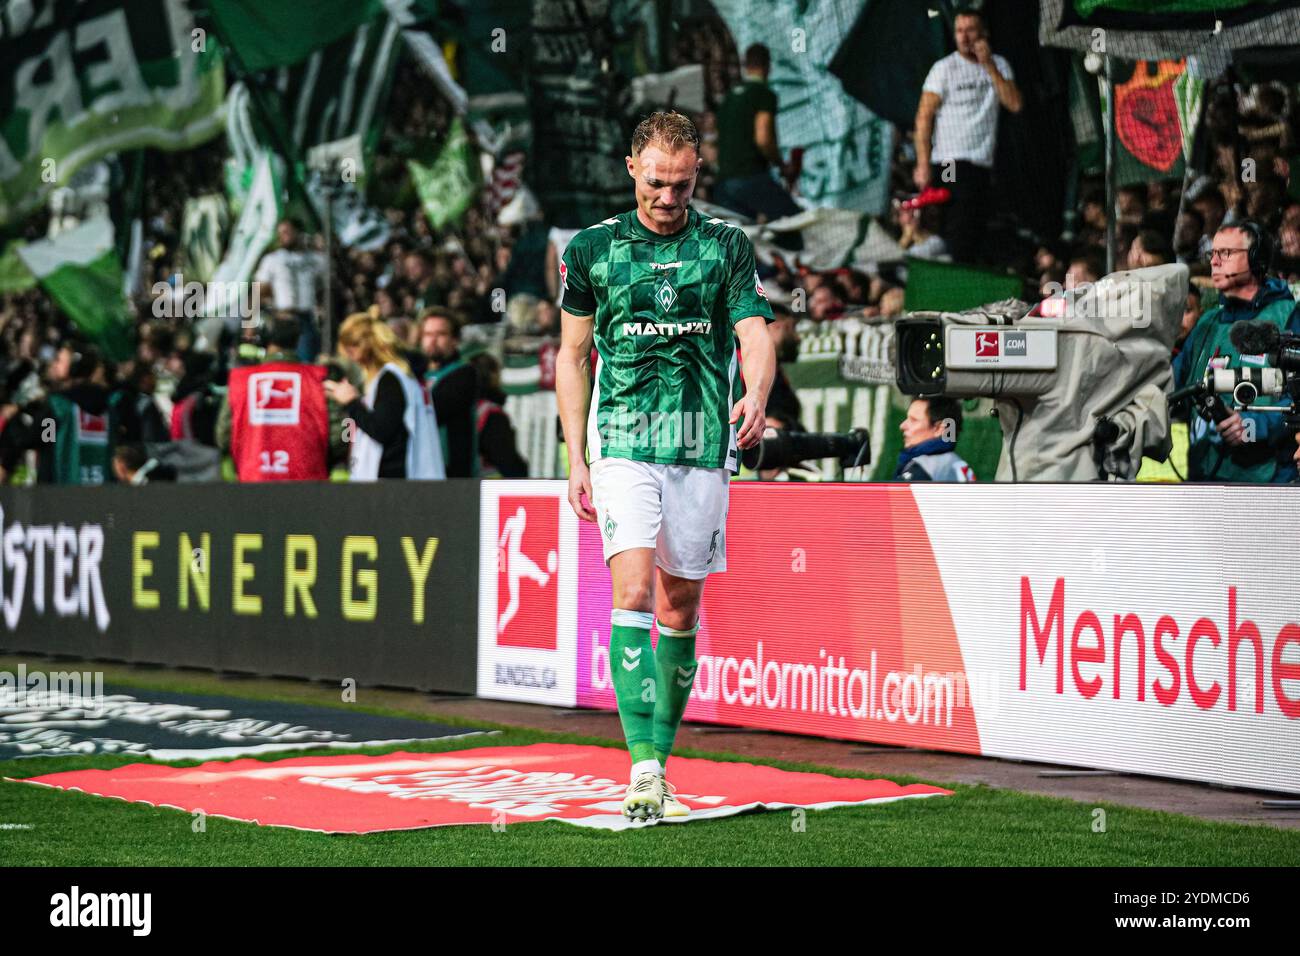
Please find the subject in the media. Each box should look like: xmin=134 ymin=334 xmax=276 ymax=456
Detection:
xmin=1174 ymin=208 xmax=1205 ymax=265
xmin=1039 ymin=265 xmax=1066 ymax=299
xmin=404 ymin=249 xmax=442 ymax=313
xmin=114 ymin=362 xmax=170 ymax=445
xmin=1278 ymin=221 xmax=1300 ymax=279
xmin=468 ymin=352 xmax=529 ymax=478
xmin=712 ymin=43 xmax=802 ymax=224
xmin=419 ymin=308 xmax=479 ymax=477
xmin=1127 ymin=229 xmax=1173 ymax=269
xmin=325 ymin=312 xmax=445 ymax=480
xmin=1117 ymin=185 xmax=1147 ymax=226
xmin=1077 ymin=189 xmax=1108 ymax=249
xmin=113 ymin=443 xmax=177 ymax=484
xmin=897 ymin=203 xmax=949 ymax=261
xmin=1065 ymin=253 xmax=1103 ymax=289
xmin=168 ymin=350 xmax=221 ymax=446
xmin=1191 ymin=186 xmax=1227 ymax=258
xmin=255 ymin=218 xmax=327 ymax=361
xmin=808 ymin=283 xmax=845 ymax=322
xmin=913 ymin=8 xmax=1021 ymax=264
xmin=1173 ymin=221 xmax=1300 ymax=482
xmin=894 ymin=396 xmax=975 ymax=481
xmin=879 ymin=286 xmax=907 ymax=319
xmin=0 ymin=345 xmax=117 ymax=484
xmin=1175 ymin=288 xmax=1204 ymax=357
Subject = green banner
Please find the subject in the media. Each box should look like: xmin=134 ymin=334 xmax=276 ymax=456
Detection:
xmin=902 ymin=257 xmax=1025 ymax=314
xmin=0 ymin=0 xmax=225 ymax=226
xmin=410 ymin=117 xmax=481 ymax=231
xmin=259 ymin=11 xmax=404 ymax=159
xmin=526 ymin=0 xmax=632 ymax=228
xmin=1074 ymin=0 xmax=1271 ymax=15
xmin=207 ymin=0 xmax=384 ymax=72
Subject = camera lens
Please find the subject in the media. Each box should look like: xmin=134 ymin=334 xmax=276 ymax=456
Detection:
xmin=896 ymin=319 xmax=945 ymax=395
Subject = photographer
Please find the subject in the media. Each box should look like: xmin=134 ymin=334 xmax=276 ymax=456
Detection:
xmin=1172 ymin=221 xmax=1300 ymax=483
xmin=218 ymin=316 xmax=345 ymax=481
xmin=894 ymin=396 xmax=975 ymax=482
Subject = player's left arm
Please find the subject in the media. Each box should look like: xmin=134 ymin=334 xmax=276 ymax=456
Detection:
xmin=732 ymin=315 xmax=776 ymax=450
xmin=723 ymin=231 xmax=776 ymax=450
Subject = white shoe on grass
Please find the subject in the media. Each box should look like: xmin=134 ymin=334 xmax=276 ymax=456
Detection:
xmin=661 ymin=776 xmax=689 ymax=819
xmin=623 ymin=771 xmax=664 ymax=821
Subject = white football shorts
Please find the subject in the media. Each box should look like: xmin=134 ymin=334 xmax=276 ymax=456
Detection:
xmin=589 ymin=456 xmax=729 ymax=579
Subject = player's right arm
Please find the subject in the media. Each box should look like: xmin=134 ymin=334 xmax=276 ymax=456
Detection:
xmin=556 ymin=239 xmax=599 ymax=522
xmin=557 ymin=308 xmax=596 ymax=521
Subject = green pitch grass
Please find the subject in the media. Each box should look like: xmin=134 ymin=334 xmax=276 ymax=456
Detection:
xmin=1 ymin=667 xmax=1298 ymax=867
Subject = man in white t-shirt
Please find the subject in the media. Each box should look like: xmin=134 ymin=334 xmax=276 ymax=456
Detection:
xmin=255 ymin=218 xmax=327 ymax=360
xmin=913 ymin=9 xmax=1021 ymax=264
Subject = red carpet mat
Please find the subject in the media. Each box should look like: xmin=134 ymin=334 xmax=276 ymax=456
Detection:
xmin=13 ymin=743 xmax=952 ymax=832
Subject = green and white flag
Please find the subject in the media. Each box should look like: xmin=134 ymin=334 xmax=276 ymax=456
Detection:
xmin=711 ymin=0 xmax=895 ymax=216
xmin=0 ymin=0 xmax=226 ymax=225
xmin=410 ymin=118 xmax=481 ymax=231
xmin=181 ymin=195 xmax=232 ymax=284
xmin=208 ymin=150 xmax=283 ymax=314
xmin=16 ymin=218 xmax=132 ymax=361
xmin=266 ymin=11 xmax=404 ymax=157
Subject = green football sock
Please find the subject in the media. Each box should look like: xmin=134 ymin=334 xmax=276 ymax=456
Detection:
xmin=653 ymin=618 xmax=699 ymax=766
xmin=609 ymin=609 xmax=657 ymax=766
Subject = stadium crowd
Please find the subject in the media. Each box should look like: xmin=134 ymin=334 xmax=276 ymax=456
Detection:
xmin=2 ymin=9 xmax=1299 ymax=485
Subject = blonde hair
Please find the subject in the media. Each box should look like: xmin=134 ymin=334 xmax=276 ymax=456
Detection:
xmin=337 ymin=312 xmax=409 ymax=381
xmin=631 ymin=111 xmax=700 ymax=156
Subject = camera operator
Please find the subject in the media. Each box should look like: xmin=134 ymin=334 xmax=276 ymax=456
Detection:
xmin=1172 ymin=220 xmax=1300 ymax=483
xmin=894 ymin=396 xmax=975 ymax=482
xmin=218 ymin=315 xmax=346 ymax=481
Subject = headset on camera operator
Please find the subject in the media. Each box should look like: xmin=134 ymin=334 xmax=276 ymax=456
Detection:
xmin=1171 ymin=220 xmax=1300 ymax=483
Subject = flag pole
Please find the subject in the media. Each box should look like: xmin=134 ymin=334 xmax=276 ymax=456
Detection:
xmin=1104 ymin=53 xmax=1117 ymax=275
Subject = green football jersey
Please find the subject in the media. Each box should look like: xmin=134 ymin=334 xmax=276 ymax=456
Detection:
xmin=560 ymin=206 xmax=773 ymax=471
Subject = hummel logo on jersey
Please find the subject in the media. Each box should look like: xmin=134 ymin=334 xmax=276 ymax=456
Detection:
xmin=622 ymin=320 xmax=712 ymax=336
xmin=675 ymin=663 xmax=697 ymax=688
xmin=622 ymin=647 xmax=642 ymax=671
xmin=655 ymin=278 xmax=677 ymax=311
xmin=650 ymin=261 xmax=682 ymax=270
